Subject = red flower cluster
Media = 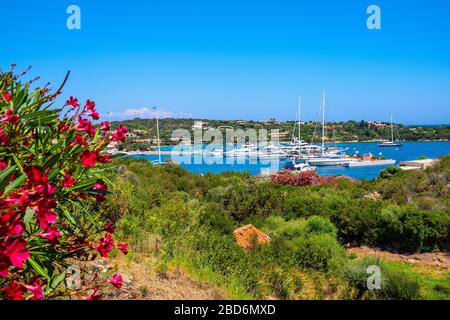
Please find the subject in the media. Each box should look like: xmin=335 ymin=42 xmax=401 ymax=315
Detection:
xmin=112 ymin=125 xmax=128 ymax=141
xmin=0 ymin=108 xmax=19 ymax=125
xmin=2 ymin=277 xmax=45 ymax=300
xmin=93 ymin=220 xmax=128 ymax=258
xmin=100 ymin=121 xmax=110 ymax=131
xmin=1 ymin=68 xmax=129 ymax=300
xmin=107 ymin=273 xmax=123 ymax=289
xmin=269 ymin=170 xmax=341 ymax=186
xmin=65 ymin=96 xmax=80 ymax=108
xmin=1 ymin=92 xmax=11 ymax=102
xmin=80 ymin=150 xmax=111 ymax=168
xmin=84 ymin=100 xmax=99 ymax=120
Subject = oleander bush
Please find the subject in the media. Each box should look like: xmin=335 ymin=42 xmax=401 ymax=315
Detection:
xmin=0 ymin=67 xmax=128 ymax=300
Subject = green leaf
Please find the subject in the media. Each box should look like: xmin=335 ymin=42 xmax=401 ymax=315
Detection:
xmin=50 ymin=271 xmax=66 ymax=290
xmin=3 ymin=173 xmax=26 ymax=195
xmin=27 ymin=257 xmax=50 ymax=281
xmin=58 ymin=204 xmax=77 ymax=226
xmin=0 ymin=165 xmax=16 ymax=190
xmin=23 ymin=207 xmax=35 ymax=225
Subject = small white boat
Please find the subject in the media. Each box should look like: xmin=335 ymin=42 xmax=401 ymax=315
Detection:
xmin=293 ymin=162 xmax=317 ymax=172
xmin=378 ymin=115 xmax=403 ymax=147
xmin=344 ymin=159 xmax=396 ymax=167
xmin=307 ymin=157 xmax=356 ymax=167
xmin=209 ymin=149 xmax=224 ymax=157
xmin=379 ymin=141 xmax=402 ymax=148
xmin=225 ymin=144 xmax=257 ymax=157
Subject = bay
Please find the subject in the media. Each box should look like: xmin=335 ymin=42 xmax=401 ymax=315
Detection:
xmin=129 ymin=141 xmax=450 ymax=180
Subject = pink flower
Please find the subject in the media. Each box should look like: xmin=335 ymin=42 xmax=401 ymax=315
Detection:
xmin=80 ymin=150 xmax=98 ymax=167
xmin=1 ymin=280 xmax=27 ymax=300
xmin=0 ymin=256 xmax=11 ymax=277
xmin=0 ymin=108 xmax=19 ymax=125
xmin=103 ymin=221 xmax=115 ymax=234
xmin=100 ymin=121 xmax=110 ymax=131
xmin=2 ymin=92 xmax=12 ymax=102
xmin=0 ymin=127 xmax=9 ymax=144
xmin=84 ymin=289 xmax=102 ymax=300
xmin=0 ymin=159 xmax=7 ymax=170
xmin=84 ymin=100 xmax=95 ymax=111
xmin=66 ymin=96 xmax=80 ymax=108
xmin=36 ymin=209 xmax=57 ymax=228
xmin=0 ymin=210 xmax=24 ymax=237
xmin=38 ymin=226 xmax=61 ymax=243
xmin=88 ymin=110 xmax=99 ymax=120
xmin=69 ymin=133 xmax=88 ymax=147
xmin=0 ymin=237 xmax=30 ymax=270
xmin=107 ymin=273 xmax=123 ymax=289
xmin=62 ymin=173 xmax=75 ymax=188
xmin=116 ymin=242 xmax=128 ymax=255
xmin=111 ymin=125 xmax=128 ymax=141
xmin=94 ymin=233 xmax=114 ymax=257
xmin=24 ymin=276 xmax=46 ymax=300
xmin=75 ymin=117 xmax=96 ymax=137
xmin=96 ymin=152 xmax=111 ymax=164
xmin=93 ymin=181 xmax=108 ymax=201
xmin=57 ymin=121 xmax=70 ymax=133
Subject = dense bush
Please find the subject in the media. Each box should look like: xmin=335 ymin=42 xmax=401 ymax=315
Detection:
xmin=199 ymin=202 xmax=235 ymax=234
xmin=224 ymin=181 xmax=285 ymax=221
xmin=102 ymin=152 xmax=450 ymax=300
xmin=344 ymin=257 xmax=421 ymax=300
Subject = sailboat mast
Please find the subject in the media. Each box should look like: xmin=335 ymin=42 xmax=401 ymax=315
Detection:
xmin=322 ymin=90 xmax=326 ymax=156
xmin=154 ymin=105 xmax=161 ymax=163
xmin=298 ymin=96 xmax=301 ymax=142
xmin=390 ymin=114 xmax=394 ymax=142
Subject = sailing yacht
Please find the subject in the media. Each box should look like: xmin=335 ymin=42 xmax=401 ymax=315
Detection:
xmin=378 ymin=115 xmax=403 ymax=147
xmin=284 ymin=97 xmax=322 ymax=157
xmin=305 ymin=91 xmax=357 ymax=167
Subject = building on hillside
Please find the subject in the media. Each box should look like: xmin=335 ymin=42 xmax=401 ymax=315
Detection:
xmin=270 ymin=131 xmax=290 ymax=139
xmin=218 ymin=125 xmax=233 ymax=130
xmin=132 ymin=129 xmax=147 ymax=134
xmin=191 ymin=120 xmax=210 ymax=130
xmin=368 ymin=121 xmax=388 ymax=129
xmin=235 ymin=120 xmax=249 ymax=125
xmin=170 ymin=134 xmax=190 ymax=143
xmin=192 ymin=121 xmax=203 ymax=130
xmin=132 ymin=139 xmax=152 ymax=143
xmin=125 ymin=133 xmax=138 ymax=139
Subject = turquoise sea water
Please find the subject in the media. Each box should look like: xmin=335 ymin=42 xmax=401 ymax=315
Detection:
xmin=129 ymin=141 xmax=450 ymax=180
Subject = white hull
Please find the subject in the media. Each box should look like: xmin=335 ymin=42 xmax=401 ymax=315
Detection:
xmin=344 ymin=159 xmax=396 ymax=167
xmin=293 ymin=164 xmax=317 ymax=172
xmin=307 ymin=158 xmax=356 ymax=167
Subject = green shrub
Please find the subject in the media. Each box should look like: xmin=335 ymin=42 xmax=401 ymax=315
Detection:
xmin=199 ymin=202 xmax=235 ymax=234
xmin=344 ymin=257 xmax=421 ymax=300
xmin=304 ymin=216 xmax=337 ymax=237
xmin=294 ymin=233 xmax=346 ymax=272
xmin=380 ymin=268 xmax=421 ymax=300
xmin=225 ymin=181 xmax=285 ymax=221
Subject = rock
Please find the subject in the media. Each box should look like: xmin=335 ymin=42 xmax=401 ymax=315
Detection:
xmin=363 ymin=192 xmax=381 ymax=200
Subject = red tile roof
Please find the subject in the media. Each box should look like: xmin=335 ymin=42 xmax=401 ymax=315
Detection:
xmin=233 ymin=224 xmax=271 ymax=252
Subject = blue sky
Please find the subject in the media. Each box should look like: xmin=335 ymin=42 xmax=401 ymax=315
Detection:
xmin=1 ymin=0 xmax=450 ymax=124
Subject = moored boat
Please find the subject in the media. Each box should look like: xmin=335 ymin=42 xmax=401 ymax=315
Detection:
xmin=378 ymin=115 xmax=403 ymax=147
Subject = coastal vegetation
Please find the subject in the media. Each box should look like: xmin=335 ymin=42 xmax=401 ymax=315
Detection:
xmin=99 ymin=154 xmax=450 ymax=300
